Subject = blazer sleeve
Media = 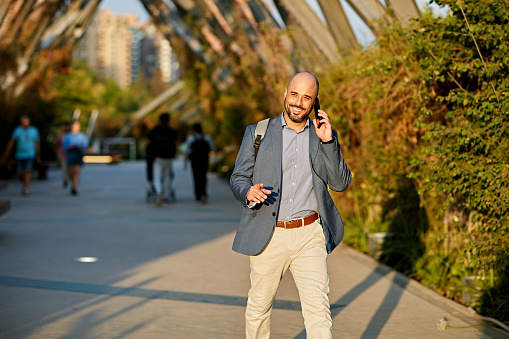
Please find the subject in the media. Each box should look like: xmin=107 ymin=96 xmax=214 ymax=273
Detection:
xmin=319 ymin=130 xmax=351 ymax=192
xmin=230 ymin=125 xmax=256 ymax=206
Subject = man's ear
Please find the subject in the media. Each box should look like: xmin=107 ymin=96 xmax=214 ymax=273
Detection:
xmin=284 ymin=87 xmax=287 ymax=100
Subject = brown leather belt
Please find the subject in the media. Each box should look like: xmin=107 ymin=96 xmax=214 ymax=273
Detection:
xmin=276 ymin=212 xmax=318 ymax=229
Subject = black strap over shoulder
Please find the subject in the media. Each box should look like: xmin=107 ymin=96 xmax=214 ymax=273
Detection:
xmin=254 ymin=135 xmax=262 ymax=160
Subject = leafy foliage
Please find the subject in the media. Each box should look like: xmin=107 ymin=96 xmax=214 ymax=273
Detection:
xmin=176 ymin=18 xmax=294 ymax=177
xmin=195 ymin=1 xmax=509 ymax=320
xmin=408 ymin=0 xmax=509 ymax=319
xmin=1 ymin=0 xmax=507 ymax=322
xmin=316 ymin=0 xmax=508 ymax=321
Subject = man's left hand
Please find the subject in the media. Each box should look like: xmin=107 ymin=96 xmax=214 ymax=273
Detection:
xmin=313 ymin=109 xmax=333 ymax=143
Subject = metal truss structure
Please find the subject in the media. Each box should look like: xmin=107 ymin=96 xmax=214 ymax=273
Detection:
xmin=0 ymin=0 xmax=101 ymax=98
xmin=0 ymin=0 xmax=421 ymax=101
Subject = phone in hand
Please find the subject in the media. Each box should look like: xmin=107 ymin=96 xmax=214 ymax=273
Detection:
xmin=314 ymin=98 xmax=322 ymax=127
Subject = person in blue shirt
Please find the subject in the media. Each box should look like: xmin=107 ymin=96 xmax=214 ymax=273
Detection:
xmin=63 ymin=120 xmax=88 ymax=195
xmin=2 ymin=116 xmax=40 ymax=196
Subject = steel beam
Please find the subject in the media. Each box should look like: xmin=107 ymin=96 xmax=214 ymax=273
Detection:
xmin=345 ymin=0 xmax=420 ymax=31
xmin=344 ymin=0 xmax=386 ymax=31
xmin=12 ymin=0 xmax=102 ymax=98
xmin=0 ymin=0 xmax=15 ymax=29
xmin=273 ymin=1 xmax=322 ymax=71
xmin=2 ymin=0 xmax=38 ymax=45
xmin=115 ymin=81 xmax=185 ymax=139
xmin=386 ymin=0 xmax=421 ymax=26
xmin=276 ymin=0 xmax=340 ymax=63
xmin=139 ymin=0 xmax=212 ymax=65
xmin=172 ymin=0 xmax=232 ymax=44
xmin=202 ymin=0 xmax=233 ymax=35
xmin=317 ymin=0 xmax=358 ymax=52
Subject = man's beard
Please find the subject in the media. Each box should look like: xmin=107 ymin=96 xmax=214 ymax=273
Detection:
xmin=284 ymin=97 xmax=311 ymax=123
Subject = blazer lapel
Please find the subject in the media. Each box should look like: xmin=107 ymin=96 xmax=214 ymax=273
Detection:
xmin=309 ymin=120 xmax=320 ymax=163
xmin=270 ymin=116 xmax=283 ymax=179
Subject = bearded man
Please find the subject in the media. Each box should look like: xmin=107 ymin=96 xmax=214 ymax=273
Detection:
xmin=230 ymin=72 xmax=352 ymax=338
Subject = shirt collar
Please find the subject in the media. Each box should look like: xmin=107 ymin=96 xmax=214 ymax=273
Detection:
xmin=281 ymin=111 xmax=310 ymax=132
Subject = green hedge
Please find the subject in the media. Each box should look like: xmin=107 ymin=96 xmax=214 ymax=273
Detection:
xmin=320 ymin=0 xmax=508 ymax=321
xmin=205 ymin=1 xmax=508 ymax=321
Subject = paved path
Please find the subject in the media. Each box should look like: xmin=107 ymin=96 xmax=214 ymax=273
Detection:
xmin=0 ymin=160 xmax=506 ymax=338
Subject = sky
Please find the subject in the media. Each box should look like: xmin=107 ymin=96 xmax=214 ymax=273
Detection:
xmin=100 ymin=0 xmax=150 ymax=21
xmin=99 ymin=0 xmax=448 ymax=46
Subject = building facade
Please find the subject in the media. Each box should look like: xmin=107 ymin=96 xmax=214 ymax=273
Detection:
xmin=74 ymin=9 xmax=179 ymax=88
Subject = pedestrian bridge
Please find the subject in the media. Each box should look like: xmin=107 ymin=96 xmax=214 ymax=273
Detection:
xmin=0 ymin=161 xmax=503 ymax=338
xmin=1 ymin=0 xmax=422 ymax=101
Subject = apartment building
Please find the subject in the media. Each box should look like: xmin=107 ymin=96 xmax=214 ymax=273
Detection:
xmin=74 ymin=9 xmax=178 ymax=87
xmin=74 ymin=9 xmax=132 ymax=88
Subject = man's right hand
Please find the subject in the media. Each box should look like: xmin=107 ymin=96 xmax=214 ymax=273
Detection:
xmin=247 ymin=183 xmax=272 ymax=204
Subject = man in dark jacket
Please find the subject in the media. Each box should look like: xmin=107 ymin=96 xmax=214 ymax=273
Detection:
xmin=185 ymin=123 xmax=214 ymax=203
xmin=148 ymin=113 xmax=178 ymax=205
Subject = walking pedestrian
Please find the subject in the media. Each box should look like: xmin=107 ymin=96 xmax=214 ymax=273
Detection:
xmin=230 ymin=72 xmax=351 ymax=338
xmin=2 ymin=116 xmax=41 ymax=196
xmin=184 ymin=123 xmax=214 ymax=203
xmin=63 ymin=120 xmax=88 ymax=195
xmin=55 ymin=121 xmax=70 ymax=188
xmin=145 ymin=140 xmax=157 ymax=201
xmin=147 ymin=113 xmax=178 ymax=206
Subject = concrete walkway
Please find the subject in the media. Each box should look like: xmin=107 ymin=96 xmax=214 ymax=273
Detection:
xmin=0 ymin=160 xmax=506 ymax=339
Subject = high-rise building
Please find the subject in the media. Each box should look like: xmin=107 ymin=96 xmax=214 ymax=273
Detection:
xmin=125 ymin=15 xmax=144 ymax=84
xmin=74 ymin=10 xmax=179 ymax=87
xmin=139 ymin=36 xmax=158 ymax=80
xmin=74 ymin=9 xmax=132 ymax=88
xmin=155 ymin=34 xmax=179 ymax=83
xmin=130 ymin=26 xmax=144 ymax=83
xmin=131 ymin=23 xmax=179 ymax=84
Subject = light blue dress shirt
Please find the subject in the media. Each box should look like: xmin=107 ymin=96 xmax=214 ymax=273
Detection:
xmin=278 ymin=113 xmax=318 ymax=221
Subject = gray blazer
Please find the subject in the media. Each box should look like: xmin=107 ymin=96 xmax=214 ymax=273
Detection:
xmin=230 ymin=115 xmax=351 ymax=256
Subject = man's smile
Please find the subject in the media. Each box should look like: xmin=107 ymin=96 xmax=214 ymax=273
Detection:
xmin=290 ymin=105 xmax=306 ymax=114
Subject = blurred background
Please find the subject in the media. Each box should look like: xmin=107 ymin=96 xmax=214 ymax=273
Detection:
xmin=0 ymin=0 xmax=507 ymax=324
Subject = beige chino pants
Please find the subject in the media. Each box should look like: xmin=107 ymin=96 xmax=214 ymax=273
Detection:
xmin=246 ymin=220 xmax=333 ymax=339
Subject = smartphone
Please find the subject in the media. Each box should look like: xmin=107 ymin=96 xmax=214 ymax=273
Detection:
xmin=314 ymin=98 xmax=322 ymax=127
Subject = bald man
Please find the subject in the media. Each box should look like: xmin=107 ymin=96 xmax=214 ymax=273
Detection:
xmin=231 ymin=72 xmax=351 ymax=338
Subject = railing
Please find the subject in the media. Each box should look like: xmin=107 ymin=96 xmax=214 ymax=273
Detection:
xmin=101 ymin=138 xmax=137 ymax=161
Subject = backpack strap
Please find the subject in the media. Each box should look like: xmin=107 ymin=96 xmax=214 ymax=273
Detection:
xmin=253 ymin=118 xmax=270 ymax=161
